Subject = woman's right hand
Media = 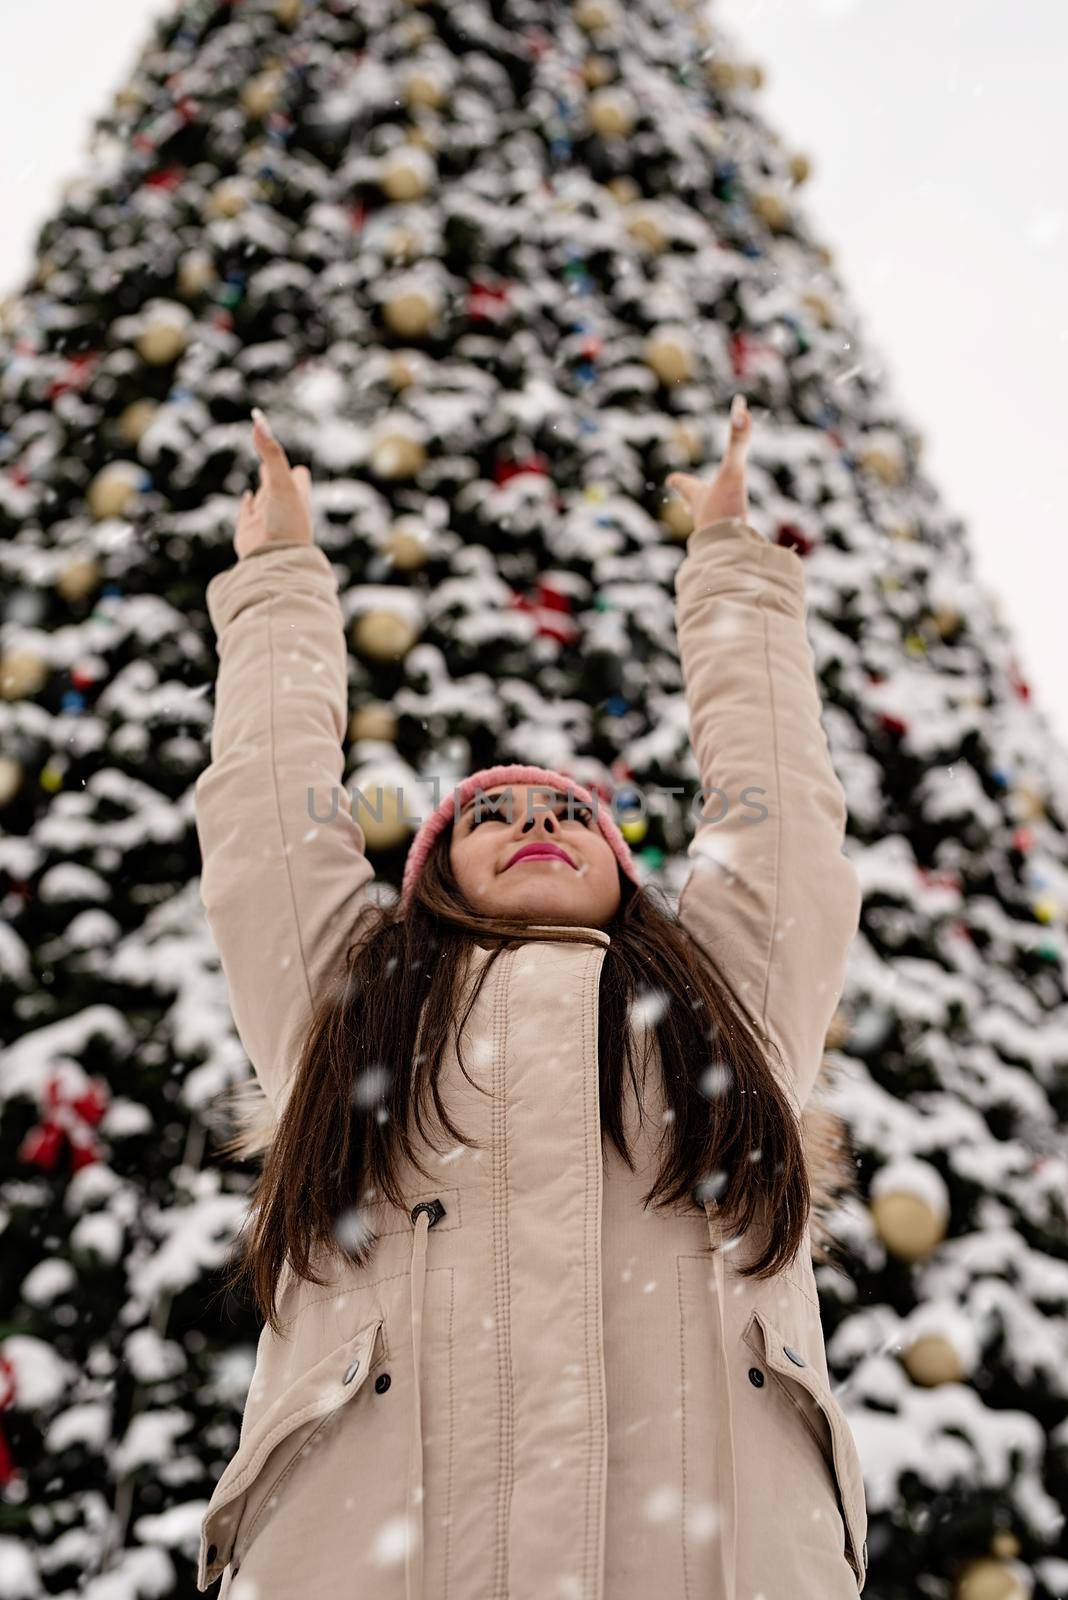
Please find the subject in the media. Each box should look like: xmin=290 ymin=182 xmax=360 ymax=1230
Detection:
xmin=234 ymin=408 xmax=315 ymax=558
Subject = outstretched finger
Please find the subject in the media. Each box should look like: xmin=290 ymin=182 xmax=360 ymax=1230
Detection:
xmin=251 ymin=408 xmax=291 ymax=476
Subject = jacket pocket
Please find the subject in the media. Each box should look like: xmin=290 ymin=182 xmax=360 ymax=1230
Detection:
xmin=743 ymin=1306 xmax=868 ymax=1591
xmin=197 ymin=1314 xmax=384 ymax=1591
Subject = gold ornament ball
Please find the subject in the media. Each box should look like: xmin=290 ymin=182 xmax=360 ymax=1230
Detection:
xmin=1 ymin=650 xmax=50 ymax=701
xmin=606 ymin=174 xmax=641 ymax=205
xmin=670 ymin=418 xmax=703 ymax=462
xmin=581 ymin=54 xmax=615 ymax=89
xmin=707 ymin=58 xmax=742 ymax=92
xmin=933 ymin=606 xmax=962 ymax=638
xmin=56 ymin=555 xmax=101 ymax=604
xmin=241 ymin=67 xmax=285 ymax=120
xmin=989 ymin=1533 xmax=1020 ymax=1561
xmin=87 ymin=461 xmax=143 ymax=521
xmin=902 ymin=1333 xmax=964 ymax=1388
xmin=352 ymin=610 xmax=419 ymax=662
xmin=383 ymin=286 xmax=439 ymax=338
xmin=275 ymin=0 xmax=303 ymax=25
xmin=136 ymin=308 xmax=191 ymax=366
xmin=802 ymin=291 xmax=833 ymax=329
xmin=953 ymin=1556 xmax=1027 ymax=1600
xmin=871 ymin=1191 xmax=947 ymax=1262
xmin=177 ymin=250 xmax=216 ymax=300
xmin=575 ymin=0 xmax=617 ymax=31
xmin=858 ymin=444 xmax=906 ymax=487
xmin=626 ymin=208 xmax=667 ymax=253
xmin=208 ymin=177 xmax=250 ymax=219
xmin=113 ymin=84 xmax=144 ymax=115
xmin=350 ymin=703 xmax=399 ymax=744
xmin=588 ymin=86 xmax=636 ymax=138
xmin=398 ymin=11 xmax=434 ymax=45
xmin=369 ymin=432 xmax=426 ymax=480
xmin=742 ymin=63 xmax=765 ymax=90
xmin=752 ymin=189 xmax=790 ymax=232
xmin=384 ymin=524 xmax=430 ymax=570
xmin=645 ymin=330 xmax=694 ymax=387
xmin=387 ymin=353 xmax=419 ymax=391
xmin=356 ymin=780 xmax=413 ymax=851
xmin=0 ymin=754 xmax=23 ymax=805
xmin=117 ymin=398 xmax=159 ymax=447
xmin=405 ymin=71 xmax=446 ymax=110
xmin=380 ymin=145 xmax=435 ymax=202
xmin=790 ymin=151 xmax=813 ymax=185
xmin=660 ymin=493 xmax=695 ymax=543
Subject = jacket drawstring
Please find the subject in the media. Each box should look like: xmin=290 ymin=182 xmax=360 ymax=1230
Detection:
xmin=705 ymin=1197 xmax=738 ymax=1600
xmin=407 ymin=1198 xmax=445 ymax=1600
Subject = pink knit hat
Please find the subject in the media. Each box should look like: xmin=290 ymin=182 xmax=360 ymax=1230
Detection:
xmin=399 ymin=763 xmax=643 ymax=910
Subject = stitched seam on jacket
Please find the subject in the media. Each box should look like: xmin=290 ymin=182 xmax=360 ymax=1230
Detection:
xmin=443 ymin=1264 xmax=456 ymax=1600
xmin=264 ymin=594 xmax=316 ymax=1045
xmin=754 ymin=553 xmax=784 ymax=1042
xmin=492 ymin=964 xmax=513 ymax=1600
xmin=238 ymin=1410 xmax=332 ymax=1558
xmin=582 ymin=945 xmax=606 ymax=1593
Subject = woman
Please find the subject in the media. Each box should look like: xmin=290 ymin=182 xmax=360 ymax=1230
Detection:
xmin=193 ymin=398 xmax=868 ymax=1599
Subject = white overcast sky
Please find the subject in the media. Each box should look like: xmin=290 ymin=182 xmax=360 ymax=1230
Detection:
xmin=2 ymin=1 xmax=1066 ymax=750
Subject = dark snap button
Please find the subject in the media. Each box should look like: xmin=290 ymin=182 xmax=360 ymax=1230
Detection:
xmin=375 ymin=1372 xmax=391 ymax=1393
xmin=783 ymin=1345 xmax=806 ymax=1367
xmin=747 ymin=1367 xmax=765 ymax=1388
xmin=207 ymin=1544 xmax=217 ymax=1563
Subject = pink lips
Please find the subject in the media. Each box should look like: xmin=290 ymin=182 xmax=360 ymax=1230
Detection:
xmin=504 ymin=842 xmax=575 ymax=871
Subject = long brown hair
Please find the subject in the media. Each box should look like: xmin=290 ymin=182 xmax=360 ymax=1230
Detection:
xmin=217 ymin=822 xmax=819 ymax=1335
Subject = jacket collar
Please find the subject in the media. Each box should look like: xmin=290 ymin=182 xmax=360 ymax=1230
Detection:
xmin=522 ymin=922 xmax=611 ymax=947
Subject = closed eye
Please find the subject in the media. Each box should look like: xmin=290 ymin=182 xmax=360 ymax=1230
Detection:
xmin=467 ymin=801 xmax=594 ymax=829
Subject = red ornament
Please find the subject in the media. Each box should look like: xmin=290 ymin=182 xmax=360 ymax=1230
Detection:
xmin=507 ymin=578 xmax=579 ymax=646
xmin=1007 ymin=656 xmax=1031 ymax=701
xmin=48 ymin=352 xmax=100 ymax=403
xmin=467 ymin=278 xmax=512 ymax=324
xmin=774 ymin=521 xmax=812 ymax=557
xmin=876 ymin=712 xmax=908 ymax=739
xmin=492 ymin=452 xmax=551 ymax=487
xmin=18 ymin=1120 xmax=65 ymax=1170
xmin=0 ymin=1351 xmax=20 ymax=1487
xmin=18 ymin=1071 xmax=109 ymax=1173
xmin=143 ymin=162 xmax=187 ymax=192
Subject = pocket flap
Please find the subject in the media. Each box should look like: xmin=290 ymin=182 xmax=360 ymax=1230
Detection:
xmin=743 ymin=1307 xmax=868 ymax=1589
xmin=197 ymin=1314 xmax=384 ymax=1590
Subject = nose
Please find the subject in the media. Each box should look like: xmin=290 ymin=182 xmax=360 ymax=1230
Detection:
xmin=520 ymin=808 xmax=559 ymax=836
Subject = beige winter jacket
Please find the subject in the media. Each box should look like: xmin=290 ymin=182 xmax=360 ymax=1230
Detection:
xmin=193 ymin=516 xmax=868 ymax=1599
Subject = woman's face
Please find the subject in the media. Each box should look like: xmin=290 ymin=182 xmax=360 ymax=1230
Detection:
xmin=448 ymin=784 xmax=623 ymax=928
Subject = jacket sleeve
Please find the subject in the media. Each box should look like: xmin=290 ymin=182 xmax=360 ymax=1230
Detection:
xmin=672 ymin=516 xmax=862 ymax=1112
xmin=194 ymin=538 xmax=376 ymax=1109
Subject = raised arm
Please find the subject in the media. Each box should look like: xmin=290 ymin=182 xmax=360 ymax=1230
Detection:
xmin=195 ymin=535 xmax=376 ymax=1111
xmin=672 ymin=515 xmax=862 ymax=1112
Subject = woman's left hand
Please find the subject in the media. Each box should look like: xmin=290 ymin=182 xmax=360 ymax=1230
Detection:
xmin=667 ymin=393 xmax=752 ymax=531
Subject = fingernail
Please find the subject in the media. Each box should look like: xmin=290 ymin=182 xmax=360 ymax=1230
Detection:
xmin=251 ymin=406 xmax=274 ymax=437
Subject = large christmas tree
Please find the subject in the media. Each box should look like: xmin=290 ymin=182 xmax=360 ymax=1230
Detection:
xmin=1 ymin=1 xmax=1066 ymax=1595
